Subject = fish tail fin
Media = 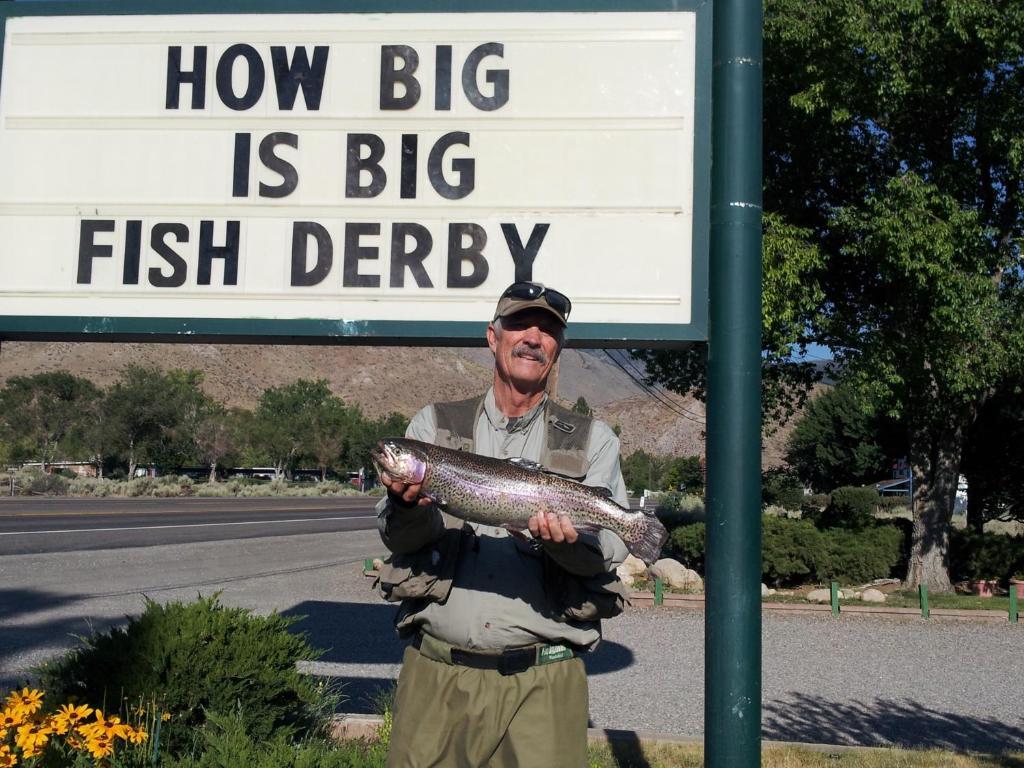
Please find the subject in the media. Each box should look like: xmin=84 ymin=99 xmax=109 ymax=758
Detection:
xmin=627 ymin=511 xmax=669 ymax=566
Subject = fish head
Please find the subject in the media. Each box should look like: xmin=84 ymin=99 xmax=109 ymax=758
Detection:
xmin=370 ymin=438 xmax=428 ymax=485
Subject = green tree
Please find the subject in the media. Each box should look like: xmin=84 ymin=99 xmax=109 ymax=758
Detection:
xmin=785 ymin=383 xmax=905 ymax=493
xmin=620 ymin=450 xmax=669 ymax=496
xmin=961 ymin=384 xmax=1024 ymax=530
xmin=0 ymin=372 xmax=101 ymax=469
xmin=663 ymin=456 xmax=704 ymax=495
xmin=639 ymin=0 xmax=1024 ymax=591
xmin=571 ymin=396 xmax=592 ymax=416
xmin=251 ymin=379 xmax=336 ymax=479
xmin=106 ymin=366 xmax=208 ymax=477
xmin=761 ymin=0 xmax=1024 ymax=591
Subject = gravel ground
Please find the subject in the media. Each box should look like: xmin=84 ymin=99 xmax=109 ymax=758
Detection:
xmin=1 ymin=530 xmax=1021 ymax=752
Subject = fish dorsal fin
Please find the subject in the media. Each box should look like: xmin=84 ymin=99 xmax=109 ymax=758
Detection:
xmin=591 ymin=486 xmax=614 ymax=498
xmin=507 ymin=457 xmax=543 ymax=472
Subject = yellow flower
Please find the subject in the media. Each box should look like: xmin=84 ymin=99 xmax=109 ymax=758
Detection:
xmin=79 ymin=710 xmax=129 ymax=741
xmin=4 ymin=689 xmax=42 ymax=716
xmin=14 ymin=721 xmax=50 ymax=755
xmin=125 ymin=725 xmax=149 ymax=744
xmin=86 ymin=735 xmax=114 ymax=759
xmin=50 ymin=704 xmax=93 ymax=735
xmin=0 ymin=708 xmax=24 ymax=730
xmin=161 ymin=712 xmax=171 ymax=721
xmin=0 ymin=745 xmax=15 ymax=768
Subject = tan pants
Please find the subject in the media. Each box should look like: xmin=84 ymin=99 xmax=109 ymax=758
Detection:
xmin=386 ymin=644 xmax=589 ymax=768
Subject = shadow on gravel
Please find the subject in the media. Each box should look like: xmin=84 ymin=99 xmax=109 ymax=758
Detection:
xmin=284 ymin=599 xmax=637 ymax=714
xmin=285 ymin=599 xmax=635 ymax=675
xmin=764 ymin=692 xmax=1024 ymax=753
xmin=0 ymin=588 xmax=121 ymax=688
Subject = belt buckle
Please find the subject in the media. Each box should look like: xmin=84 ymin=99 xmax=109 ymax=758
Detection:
xmin=497 ymin=649 xmax=533 ymax=676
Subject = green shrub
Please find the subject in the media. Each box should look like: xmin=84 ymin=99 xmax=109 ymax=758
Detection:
xmin=809 ymin=485 xmax=880 ymax=530
xmin=19 ymin=468 xmax=70 ymax=496
xmin=876 ymin=495 xmax=911 ymax=515
xmin=762 ymin=516 xmax=827 ymax=586
xmin=653 ymin=492 xmax=705 ymax=528
xmin=762 ymin=467 xmax=805 ymax=511
xmin=949 ymin=529 xmax=1024 ymax=582
xmin=165 ymin=710 xmax=385 ymax=768
xmin=38 ymin=595 xmax=331 ymax=758
xmin=819 ymin=525 xmax=904 ymax=584
xmin=667 ymin=523 xmax=706 ymax=572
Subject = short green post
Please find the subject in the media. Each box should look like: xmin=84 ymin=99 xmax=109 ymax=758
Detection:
xmin=919 ymin=584 xmax=929 ymax=619
xmin=830 ymin=581 xmax=840 ymax=616
xmin=1010 ymin=586 xmax=1018 ymax=624
xmin=364 ymin=558 xmax=374 ymax=572
xmin=654 ymin=577 xmax=664 ymax=606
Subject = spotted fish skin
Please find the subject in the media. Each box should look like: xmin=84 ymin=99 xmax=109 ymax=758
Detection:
xmin=371 ymin=437 xmax=668 ymax=565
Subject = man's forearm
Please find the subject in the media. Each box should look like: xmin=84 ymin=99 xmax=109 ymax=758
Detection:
xmin=542 ymin=529 xmax=626 ymax=577
xmin=377 ymin=494 xmax=444 ymax=554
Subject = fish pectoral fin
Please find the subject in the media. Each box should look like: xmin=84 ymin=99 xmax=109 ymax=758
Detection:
xmin=501 ymin=524 xmax=532 ymax=542
xmin=506 ymin=457 xmax=544 ymax=472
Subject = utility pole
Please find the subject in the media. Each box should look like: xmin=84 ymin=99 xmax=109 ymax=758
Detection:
xmin=705 ymin=0 xmax=764 ymax=763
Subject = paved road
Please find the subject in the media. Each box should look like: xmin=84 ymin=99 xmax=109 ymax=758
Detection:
xmin=0 ymin=497 xmax=379 ymax=554
xmin=1 ymin=505 xmax=1021 ymax=752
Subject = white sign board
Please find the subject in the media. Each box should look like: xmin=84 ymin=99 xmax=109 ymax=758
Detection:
xmin=0 ymin=4 xmax=709 ymax=345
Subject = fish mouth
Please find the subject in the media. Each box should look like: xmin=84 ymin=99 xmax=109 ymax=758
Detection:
xmin=371 ymin=438 xmax=426 ymax=484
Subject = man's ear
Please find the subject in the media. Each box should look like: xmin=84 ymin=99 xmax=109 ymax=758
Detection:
xmin=486 ymin=322 xmax=498 ymax=354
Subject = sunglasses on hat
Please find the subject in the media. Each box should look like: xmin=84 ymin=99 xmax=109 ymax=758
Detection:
xmin=499 ymin=281 xmax=572 ymax=321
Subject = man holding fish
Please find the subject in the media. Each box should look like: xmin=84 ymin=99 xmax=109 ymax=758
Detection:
xmin=374 ymin=281 xmax=666 ymax=768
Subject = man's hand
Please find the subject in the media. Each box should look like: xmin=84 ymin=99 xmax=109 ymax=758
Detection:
xmin=380 ymin=472 xmax=432 ymax=507
xmin=528 ymin=511 xmax=579 ymax=545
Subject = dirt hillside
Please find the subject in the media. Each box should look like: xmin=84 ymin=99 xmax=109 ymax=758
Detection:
xmin=0 ymin=340 xmax=797 ymax=463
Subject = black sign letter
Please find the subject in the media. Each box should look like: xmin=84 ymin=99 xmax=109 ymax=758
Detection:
xmin=76 ymin=220 xmax=115 ymax=284
xmin=379 ymin=45 xmax=421 ymax=110
xmin=166 ymin=46 xmax=207 ymax=110
xmin=197 ymin=221 xmax=240 ymax=285
xmin=428 ymin=131 xmax=474 ymax=200
xmin=149 ymin=223 xmax=189 ymax=288
xmin=259 ymin=132 xmax=299 ymax=198
xmin=271 ymin=46 xmax=329 ymax=110
xmin=462 ymin=43 xmax=509 ymax=111
xmin=447 ymin=223 xmax=488 ymax=288
xmin=390 ymin=222 xmax=434 ymax=288
xmin=216 ymin=44 xmax=265 ymax=111
xmin=343 ymin=223 xmax=381 ymax=288
xmin=501 ymin=223 xmax=549 ymax=282
xmin=291 ymin=222 xmax=333 ymax=286
xmin=346 ymin=134 xmax=387 ymax=198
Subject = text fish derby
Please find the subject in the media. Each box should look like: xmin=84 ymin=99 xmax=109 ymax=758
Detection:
xmin=372 ymin=437 xmax=668 ymax=565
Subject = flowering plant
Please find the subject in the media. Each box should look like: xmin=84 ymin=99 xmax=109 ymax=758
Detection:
xmin=0 ymin=688 xmax=168 ymax=767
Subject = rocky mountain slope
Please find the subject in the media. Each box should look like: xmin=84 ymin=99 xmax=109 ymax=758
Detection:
xmin=0 ymin=340 xmax=796 ymax=463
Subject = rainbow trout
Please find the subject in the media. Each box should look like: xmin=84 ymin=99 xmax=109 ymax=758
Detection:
xmin=371 ymin=437 xmax=668 ymax=565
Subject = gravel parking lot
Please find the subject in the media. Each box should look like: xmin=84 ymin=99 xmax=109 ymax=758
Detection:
xmin=2 ymin=528 xmax=1021 ymax=752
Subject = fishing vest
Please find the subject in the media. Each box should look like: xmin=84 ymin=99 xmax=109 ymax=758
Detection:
xmin=432 ymin=393 xmax=593 ymax=479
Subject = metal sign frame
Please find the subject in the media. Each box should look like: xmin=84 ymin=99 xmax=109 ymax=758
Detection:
xmin=0 ymin=0 xmax=712 ymax=348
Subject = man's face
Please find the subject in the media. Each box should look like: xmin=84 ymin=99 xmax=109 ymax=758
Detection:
xmin=487 ymin=308 xmax=563 ymax=391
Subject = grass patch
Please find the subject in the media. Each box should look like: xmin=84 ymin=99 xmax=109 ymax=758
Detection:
xmin=585 ymin=743 xmax=1024 ymax=767
xmin=762 ymin=590 xmax=1012 ymax=611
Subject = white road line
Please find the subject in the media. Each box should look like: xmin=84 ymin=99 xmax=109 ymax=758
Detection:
xmin=0 ymin=515 xmax=378 ymax=536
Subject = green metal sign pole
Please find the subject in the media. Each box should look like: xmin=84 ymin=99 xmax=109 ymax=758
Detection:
xmin=705 ymin=0 xmax=763 ymax=762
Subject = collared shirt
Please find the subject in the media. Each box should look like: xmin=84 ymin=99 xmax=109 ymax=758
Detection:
xmin=376 ymin=387 xmax=629 ymax=651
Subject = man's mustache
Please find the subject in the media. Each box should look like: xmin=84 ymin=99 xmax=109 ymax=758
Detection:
xmin=512 ymin=345 xmax=548 ymax=365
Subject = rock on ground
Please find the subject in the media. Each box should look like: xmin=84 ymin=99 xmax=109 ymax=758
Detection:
xmin=650 ymin=558 xmax=704 ymax=593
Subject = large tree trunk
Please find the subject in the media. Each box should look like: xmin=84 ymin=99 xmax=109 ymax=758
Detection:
xmin=904 ymin=423 xmax=965 ymax=592
xmin=208 ymin=461 xmax=218 ymax=484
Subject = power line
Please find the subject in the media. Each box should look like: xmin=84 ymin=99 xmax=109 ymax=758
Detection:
xmin=601 ymin=349 xmax=705 ymax=424
xmin=607 ymin=350 xmax=709 ymax=422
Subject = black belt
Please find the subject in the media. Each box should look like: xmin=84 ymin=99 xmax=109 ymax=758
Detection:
xmin=412 ymin=633 xmax=577 ymax=676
